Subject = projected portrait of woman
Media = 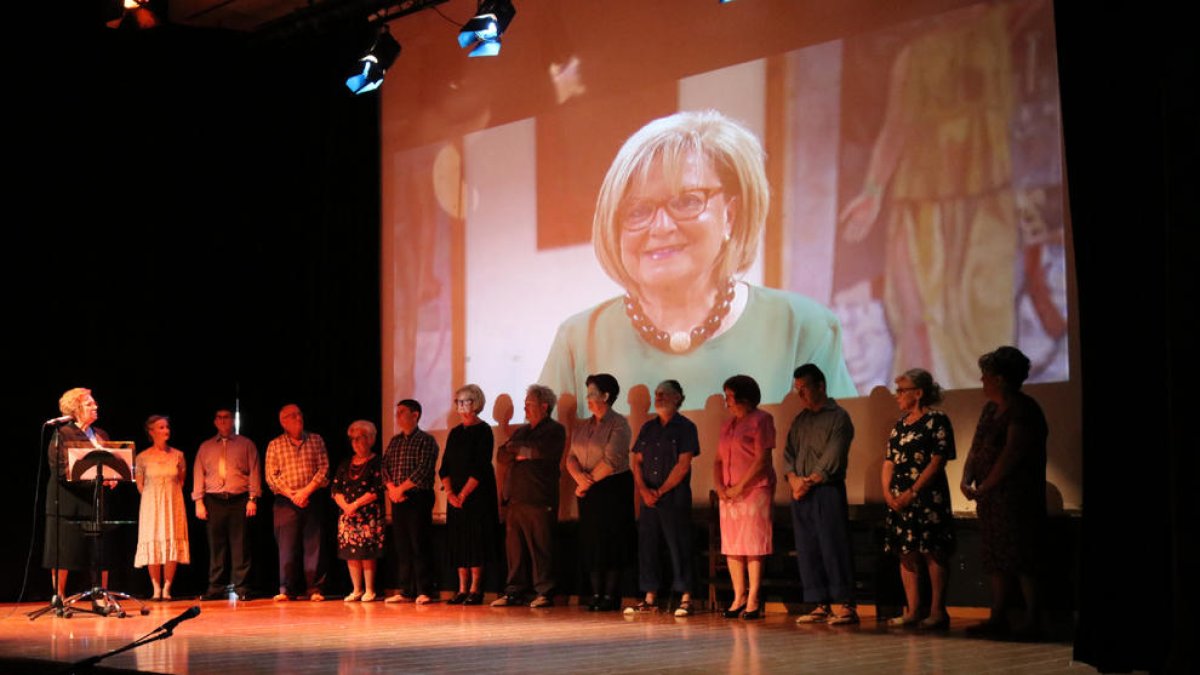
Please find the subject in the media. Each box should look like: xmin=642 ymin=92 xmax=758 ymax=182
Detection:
xmin=539 ymin=110 xmax=855 ymax=417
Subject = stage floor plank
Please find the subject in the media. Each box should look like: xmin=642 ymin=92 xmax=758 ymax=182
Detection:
xmin=1 ymin=598 xmax=1095 ymax=674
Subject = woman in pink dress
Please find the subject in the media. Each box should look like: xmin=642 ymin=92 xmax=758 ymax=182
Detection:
xmin=134 ymin=415 xmax=190 ymax=600
xmin=713 ymin=375 xmax=776 ymax=620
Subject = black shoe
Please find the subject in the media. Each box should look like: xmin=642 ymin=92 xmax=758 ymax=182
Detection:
xmin=201 ymin=591 xmax=229 ymax=601
xmin=463 ymin=592 xmax=484 ymax=605
xmin=741 ymin=607 xmax=763 ymax=620
xmin=586 ymin=594 xmax=603 ymax=611
xmin=235 ymin=591 xmax=256 ymax=601
xmin=722 ymin=604 xmax=746 ymax=619
xmin=446 ymin=592 xmax=469 ymax=605
xmin=597 ymin=596 xmax=619 ymax=612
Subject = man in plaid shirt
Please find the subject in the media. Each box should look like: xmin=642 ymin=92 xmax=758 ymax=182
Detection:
xmin=265 ymin=403 xmax=330 ymax=601
xmin=382 ymin=399 xmax=440 ymax=604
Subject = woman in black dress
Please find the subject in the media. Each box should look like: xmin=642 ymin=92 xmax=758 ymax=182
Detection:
xmin=961 ymin=346 xmax=1048 ymax=638
xmin=439 ymin=384 xmax=499 ymax=605
xmin=332 ymin=420 xmax=385 ymax=602
xmin=881 ymin=368 xmax=956 ymax=629
xmin=44 ymin=387 xmax=112 ymax=602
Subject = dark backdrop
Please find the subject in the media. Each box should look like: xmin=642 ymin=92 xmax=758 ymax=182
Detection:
xmin=3 ymin=3 xmax=1192 ymax=672
xmin=7 ymin=12 xmax=382 ymax=607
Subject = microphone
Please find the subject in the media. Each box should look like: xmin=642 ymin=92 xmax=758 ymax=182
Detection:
xmin=158 ymin=606 xmax=201 ymax=632
xmin=44 ymin=415 xmax=74 ymax=426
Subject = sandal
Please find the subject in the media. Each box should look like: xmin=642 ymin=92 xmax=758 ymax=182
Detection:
xmin=795 ymin=604 xmax=831 ymax=624
xmin=829 ymin=606 xmax=859 ymax=625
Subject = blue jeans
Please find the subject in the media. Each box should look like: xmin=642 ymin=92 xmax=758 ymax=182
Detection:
xmin=790 ymin=482 xmax=855 ymax=605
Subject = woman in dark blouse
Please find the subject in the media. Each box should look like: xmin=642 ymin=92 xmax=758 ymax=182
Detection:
xmin=439 ymin=384 xmax=499 ymax=605
xmin=961 ymin=346 xmax=1048 ymax=638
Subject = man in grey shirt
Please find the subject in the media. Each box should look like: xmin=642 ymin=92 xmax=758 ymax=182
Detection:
xmin=784 ymin=364 xmax=858 ymax=625
xmin=194 ymin=409 xmax=261 ymax=601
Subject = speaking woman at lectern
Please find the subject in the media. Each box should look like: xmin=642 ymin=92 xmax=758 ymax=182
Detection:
xmin=44 ymin=387 xmax=112 ymax=601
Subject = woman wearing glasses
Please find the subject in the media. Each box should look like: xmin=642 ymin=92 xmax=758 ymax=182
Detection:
xmin=439 ymin=384 xmax=499 ymax=605
xmin=539 ymin=110 xmax=855 ymax=417
xmin=881 ymin=368 xmax=956 ymax=629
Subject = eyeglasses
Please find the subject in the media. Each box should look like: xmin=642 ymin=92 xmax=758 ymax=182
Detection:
xmin=453 ymin=399 xmax=474 ymax=406
xmin=619 ymin=187 xmax=724 ymax=231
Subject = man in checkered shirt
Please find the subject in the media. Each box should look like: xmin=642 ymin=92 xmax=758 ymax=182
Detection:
xmin=265 ymin=403 xmax=330 ymax=601
xmin=382 ymin=399 xmax=440 ymax=604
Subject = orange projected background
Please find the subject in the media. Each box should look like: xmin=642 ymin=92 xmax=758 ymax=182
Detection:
xmin=380 ymin=0 xmax=1079 ymax=512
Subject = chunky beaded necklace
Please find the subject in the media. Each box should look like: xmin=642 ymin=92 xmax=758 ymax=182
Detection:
xmin=624 ymin=278 xmax=736 ymax=354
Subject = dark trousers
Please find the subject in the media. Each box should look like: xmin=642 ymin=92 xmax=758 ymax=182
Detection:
xmin=504 ymin=502 xmax=555 ymax=597
xmin=273 ymin=496 xmax=325 ymax=595
xmin=790 ymin=482 xmax=856 ymax=605
xmin=637 ymin=488 xmax=693 ymax=595
xmin=391 ymin=489 xmax=434 ymax=596
xmin=205 ymin=493 xmax=252 ymax=594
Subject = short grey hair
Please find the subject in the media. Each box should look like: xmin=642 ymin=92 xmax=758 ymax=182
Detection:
xmin=526 ymin=384 xmax=556 ymax=417
xmin=897 ymin=368 xmax=944 ymax=407
xmin=455 ymin=384 xmax=486 ymax=414
xmin=347 ymin=419 xmax=377 ymax=446
xmin=656 ymin=379 xmax=685 ymax=405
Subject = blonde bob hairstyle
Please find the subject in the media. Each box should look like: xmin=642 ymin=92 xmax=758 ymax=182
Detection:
xmin=592 ymin=109 xmax=769 ymax=294
xmin=58 ymin=387 xmax=93 ymax=417
xmin=454 ymin=384 xmax=486 ymax=414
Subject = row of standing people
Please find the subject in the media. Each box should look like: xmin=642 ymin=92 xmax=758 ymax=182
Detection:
xmin=44 ymin=344 xmax=1045 ymax=635
xmin=707 ymin=345 xmax=1047 ymax=637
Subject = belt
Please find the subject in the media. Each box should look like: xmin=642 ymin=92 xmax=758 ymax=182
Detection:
xmin=206 ymin=492 xmax=249 ymax=501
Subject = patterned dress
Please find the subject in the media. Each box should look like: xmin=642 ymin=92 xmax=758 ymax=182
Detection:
xmin=883 ymin=411 xmax=956 ymax=556
xmin=964 ymin=394 xmax=1047 ymax=574
xmin=332 ymin=455 xmax=385 ymax=560
xmin=135 ymin=447 xmax=191 ymax=566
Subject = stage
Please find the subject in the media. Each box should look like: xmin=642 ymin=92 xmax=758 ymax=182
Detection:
xmin=1 ymin=597 xmax=1093 ymax=674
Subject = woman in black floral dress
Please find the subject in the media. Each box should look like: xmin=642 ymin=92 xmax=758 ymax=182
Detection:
xmin=882 ymin=368 xmax=956 ymax=629
xmin=332 ymin=420 xmax=386 ymax=602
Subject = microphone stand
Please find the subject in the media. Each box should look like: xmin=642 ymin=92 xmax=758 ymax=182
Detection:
xmin=61 ymin=606 xmax=201 ymax=674
xmin=55 ymin=458 xmax=148 ymax=618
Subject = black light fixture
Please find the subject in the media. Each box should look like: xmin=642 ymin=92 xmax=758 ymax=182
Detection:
xmin=346 ymin=25 xmax=402 ymax=95
xmin=457 ymin=0 xmax=516 ymax=58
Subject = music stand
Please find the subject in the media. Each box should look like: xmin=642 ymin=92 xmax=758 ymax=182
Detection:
xmin=55 ymin=443 xmax=148 ymax=618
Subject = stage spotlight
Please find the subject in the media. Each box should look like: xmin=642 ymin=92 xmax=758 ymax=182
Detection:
xmin=105 ymin=0 xmax=161 ymax=30
xmin=346 ymin=26 xmax=402 ymax=95
xmin=457 ymin=0 xmax=516 ymax=57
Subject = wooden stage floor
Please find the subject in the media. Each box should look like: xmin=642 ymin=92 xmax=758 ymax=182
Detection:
xmin=1 ymin=597 xmax=1094 ymax=674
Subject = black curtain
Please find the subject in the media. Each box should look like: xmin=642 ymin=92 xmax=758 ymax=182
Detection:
xmin=1056 ymin=1 xmax=1193 ymax=672
xmin=7 ymin=16 xmax=382 ymax=603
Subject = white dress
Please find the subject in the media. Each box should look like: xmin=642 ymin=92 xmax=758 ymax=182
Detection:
xmin=134 ymin=448 xmax=190 ymax=566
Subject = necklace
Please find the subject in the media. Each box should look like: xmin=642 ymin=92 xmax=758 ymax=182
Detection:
xmin=348 ymin=456 xmax=372 ymax=479
xmin=624 ymin=277 xmax=736 ymax=354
